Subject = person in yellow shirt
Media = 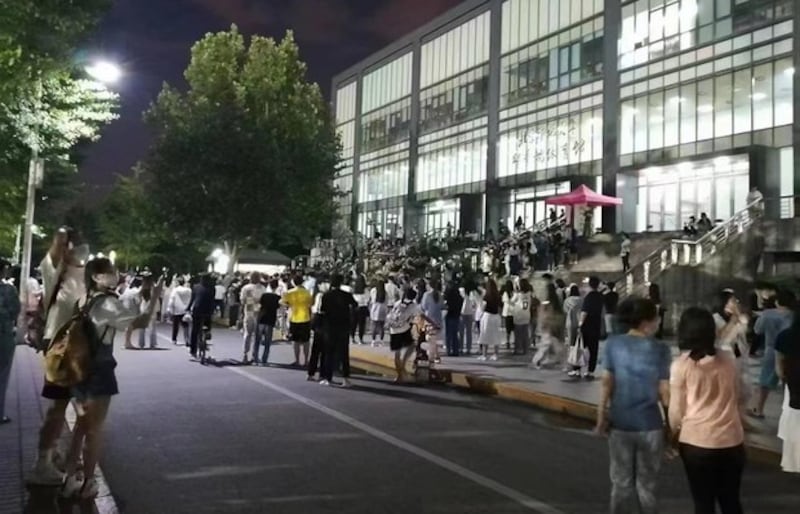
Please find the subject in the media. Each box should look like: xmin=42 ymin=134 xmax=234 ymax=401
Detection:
xmin=281 ymin=275 xmax=313 ymax=367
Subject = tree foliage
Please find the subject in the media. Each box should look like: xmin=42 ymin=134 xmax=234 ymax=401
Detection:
xmin=143 ymin=26 xmax=341 ymax=262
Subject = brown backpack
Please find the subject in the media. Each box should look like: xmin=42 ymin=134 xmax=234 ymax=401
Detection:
xmin=44 ymin=294 xmax=110 ymax=388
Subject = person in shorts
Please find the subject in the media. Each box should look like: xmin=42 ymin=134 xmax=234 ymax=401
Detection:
xmin=388 ymin=288 xmax=438 ymax=383
xmin=29 ymin=228 xmax=87 ymax=486
xmin=282 ymin=275 xmax=313 ymax=367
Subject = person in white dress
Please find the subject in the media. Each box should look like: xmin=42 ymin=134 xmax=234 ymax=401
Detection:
xmin=478 ymin=278 xmax=503 ymax=361
xmin=776 ymin=313 xmax=800 ymax=473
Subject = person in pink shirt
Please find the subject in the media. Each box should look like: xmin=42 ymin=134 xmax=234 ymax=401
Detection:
xmin=669 ymin=307 xmax=746 ymax=514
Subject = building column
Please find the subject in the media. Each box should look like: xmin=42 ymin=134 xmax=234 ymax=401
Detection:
xmin=406 ymin=41 xmax=423 ymax=234
xmin=351 ymin=74 xmax=364 ymax=232
xmin=602 ymin=0 xmax=622 ymax=232
xmin=794 ymin=0 xmax=800 ymax=216
xmin=485 ymin=0 xmax=503 ymax=235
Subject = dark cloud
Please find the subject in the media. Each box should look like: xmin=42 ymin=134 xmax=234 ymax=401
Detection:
xmin=182 ymin=0 xmax=277 ymax=32
xmin=366 ymin=0 xmax=463 ymax=40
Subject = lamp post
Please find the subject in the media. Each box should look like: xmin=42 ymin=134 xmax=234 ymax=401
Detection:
xmin=18 ymin=61 xmax=121 ymax=304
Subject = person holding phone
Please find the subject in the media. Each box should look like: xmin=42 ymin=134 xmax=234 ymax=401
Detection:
xmin=29 ymin=228 xmax=89 ymax=485
xmin=60 ymin=258 xmax=163 ymax=498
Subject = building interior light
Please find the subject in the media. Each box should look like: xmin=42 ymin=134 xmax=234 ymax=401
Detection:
xmin=669 ymin=96 xmax=686 ymax=104
xmin=714 ymin=156 xmax=730 ymax=167
xmin=696 ymin=104 xmax=714 ymax=113
xmin=750 ymin=92 xmax=767 ymax=101
xmin=785 ymin=67 xmax=796 ymax=76
xmin=650 ymin=115 xmax=664 ymax=123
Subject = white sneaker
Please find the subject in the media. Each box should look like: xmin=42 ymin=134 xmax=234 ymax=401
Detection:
xmin=489 ymin=355 xmax=498 ymax=361
xmin=319 ymin=380 xmax=331 ymax=387
xmin=28 ymin=459 xmax=64 ymax=486
xmin=477 ymin=355 xmax=487 ymax=361
xmin=567 ymin=370 xmax=580 ymax=377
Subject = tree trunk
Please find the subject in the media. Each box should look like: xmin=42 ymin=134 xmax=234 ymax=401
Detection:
xmin=223 ymin=240 xmax=239 ymax=274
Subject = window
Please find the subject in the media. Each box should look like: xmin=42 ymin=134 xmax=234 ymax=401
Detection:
xmin=500 ymin=31 xmax=603 ymax=108
xmin=360 ymin=97 xmax=411 ymax=153
xmin=420 ymin=65 xmax=489 ymax=134
xmin=621 ymin=59 xmax=794 ymax=154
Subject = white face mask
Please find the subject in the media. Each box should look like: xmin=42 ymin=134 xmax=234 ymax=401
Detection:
xmin=94 ymin=272 xmax=119 ymax=290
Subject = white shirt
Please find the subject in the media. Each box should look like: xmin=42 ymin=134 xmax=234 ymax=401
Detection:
xmin=83 ymin=294 xmax=141 ymax=345
xmin=240 ymin=283 xmax=266 ymax=317
xmin=214 ymin=284 xmax=226 ymax=301
xmin=511 ymin=291 xmax=533 ymax=325
xmin=501 ymin=291 xmax=513 ymax=317
xmin=168 ymin=285 xmax=192 ymax=315
xmin=384 ymin=281 xmax=400 ymax=303
xmin=353 ymin=292 xmax=369 ymax=307
xmin=388 ymin=300 xmax=421 ymax=335
xmin=40 ymin=254 xmax=86 ymax=340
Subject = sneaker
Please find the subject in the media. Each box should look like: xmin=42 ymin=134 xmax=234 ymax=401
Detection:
xmin=583 ymin=372 xmax=595 ymax=380
xmin=567 ymin=370 xmax=580 ymax=377
xmin=150 ymin=344 xmax=157 ymax=349
xmin=319 ymin=380 xmax=331 ymax=387
xmin=477 ymin=355 xmax=487 ymax=361
xmin=489 ymin=355 xmax=498 ymax=361
xmin=28 ymin=459 xmax=64 ymax=486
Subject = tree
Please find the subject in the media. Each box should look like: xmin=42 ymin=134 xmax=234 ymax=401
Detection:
xmin=96 ymin=170 xmax=169 ymax=269
xmin=143 ymin=27 xmax=341 ymax=267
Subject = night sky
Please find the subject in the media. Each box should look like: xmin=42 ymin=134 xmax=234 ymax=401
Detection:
xmin=80 ymin=0 xmax=463 ymax=191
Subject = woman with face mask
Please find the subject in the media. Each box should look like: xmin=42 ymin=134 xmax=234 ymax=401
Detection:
xmin=60 ymin=257 xmax=163 ymax=499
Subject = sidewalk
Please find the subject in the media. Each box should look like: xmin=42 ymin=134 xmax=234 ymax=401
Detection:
xmin=349 ymin=340 xmax=783 ymax=463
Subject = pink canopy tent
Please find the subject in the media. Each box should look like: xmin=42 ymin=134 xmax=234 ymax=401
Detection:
xmin=545 ymin=184 xmax=622 ymax=207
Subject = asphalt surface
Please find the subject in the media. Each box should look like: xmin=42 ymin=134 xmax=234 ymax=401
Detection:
xmin=66 ymin=325 xmax=800 ymax=513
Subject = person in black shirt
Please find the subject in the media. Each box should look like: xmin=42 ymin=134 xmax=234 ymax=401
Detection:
xmin=603 ymin=281 xmax=620 ymax=337
xmin=580 ymin=276 xmax=604 ymax=379
xmin=320 ymin=273 xmax=357 ymax=387
xmin=188 ymin=274 xmax=215 ymax=358
xmin=444 ymin=282 xmax=464 ymax=357
xmin=256 ymin=280 xmax=281 ymax=365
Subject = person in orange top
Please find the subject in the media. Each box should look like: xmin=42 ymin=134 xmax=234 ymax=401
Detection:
xmin=281 ymin=275 xmax=313 ymax=367
xmin=669 ymin=307 xmax=746 ymax=514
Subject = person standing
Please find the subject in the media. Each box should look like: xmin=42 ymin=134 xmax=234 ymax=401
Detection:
xmin=620 ymin=233 xmax=632 ymax=273
xmin=459 ymin=281 xmax=478 ymax=356
xmin=670 ymin=307 xmax=746 ymax=514
xmin=511 ymin=279 xmax=533 ymax=355
xmin=603 ymin=281 xmax=620 ymax=337
xmin=282 ymin=275 xmax=313 ymax=367
xmin=501 ymin=280 xmax=515 ymax=349
xmin=776 ymin=308 xmax=800 ymax=473
xmin=29 ymin=227 xmax=87 ymax=485
xmin=214 ymin=280 xmax=226 ymax=317
xmin=320 ymin=274 xmax=357 ymax=387
xmin=256 ymin=280 xmax=281 ymax=366
xmin=369 ymin=280 xmax=388 ymax=346
xmin=0 ymin=259 xmax=21 ymax=424
xmin=596 ymin=297 xmax=671 ymax=514
xmin=137 ymin=275 xmax=159 ymax=349
xmin=351 ymin=276 xmax=369 ymax=345
xmin=443 ymin=282 xmax=463 ymax=357
xmin=308 ymin=282 xmax=329 ymax=381
xmin=564 ymin=285 xmax=584 ymax=377
xmin=188 ymin=274 xmax=215 ymax=359
xmin=239 ymin=272 xmax=265 ymax=364
xmin=420 ymin=280 xmax=444 ymax=363
xmin=579 ymin=276 xmax=605 ymax=379
xmin=118 ymin=277 xmax=142 ymax=350
xmin=751 ymin=289 xmax=794 ymax=418
xmin=387 ymin=288 xmax=434 ymax=383
xmin=167 ymin=277 xmax=192 ymax=346
xmin=478 ymin=278 xmax=503 ymax=361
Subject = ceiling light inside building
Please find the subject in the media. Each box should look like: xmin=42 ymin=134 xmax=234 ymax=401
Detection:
xmin=696 ymin=104 xmax=714 ymax=113
xmin=750 ymin=92 xmax=767 ymax=101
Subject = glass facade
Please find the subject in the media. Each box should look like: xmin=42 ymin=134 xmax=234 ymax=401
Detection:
xmin=620 ymin=56 xmax=793 ymax=154
xmin=333 ymin=0 xmax=797 ymax=235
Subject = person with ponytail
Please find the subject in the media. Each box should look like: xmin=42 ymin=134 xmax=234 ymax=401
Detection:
xmin=669 ymin=307 xmax=746 ymax=514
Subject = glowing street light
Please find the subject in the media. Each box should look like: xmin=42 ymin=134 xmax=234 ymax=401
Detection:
xmin=85 ymin=60 xmax=122 ymax=85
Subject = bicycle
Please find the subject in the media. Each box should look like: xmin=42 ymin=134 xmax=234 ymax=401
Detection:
xmin=198 ymin=324 xmax=213 ymax=365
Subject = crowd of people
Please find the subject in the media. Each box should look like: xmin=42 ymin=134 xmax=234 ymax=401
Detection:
xmin=0 ymin=215 xmax=797 ymax=508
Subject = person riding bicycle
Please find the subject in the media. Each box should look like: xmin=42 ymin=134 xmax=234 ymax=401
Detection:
xmin=187 ymin=274 xmax=215 ymax=359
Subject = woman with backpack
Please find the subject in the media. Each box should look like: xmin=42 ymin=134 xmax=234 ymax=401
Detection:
xmin=60 ymin=257 xmax=162 ymax=499
xmin=388 ymin=287 xmax=437 ymax=383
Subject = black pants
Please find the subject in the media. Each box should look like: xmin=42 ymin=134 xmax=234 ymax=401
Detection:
xmin=351 ymin=306 xmax=368 ymax=342
xmin=171 ymin=315 xmax=189 ymax=344
xmin=190 ymin=315 xmax=211 ymax=355
xmin=679 ymin=443 xmax=745 ymax=514
xmin=581 ymin=326 xmax=600 ymax=373
xmin=322 ymin=329 xmax=350 ymax=381
xmin=308 ymin=329 xmax=326 ymax=378
xmin=228 ymin=305 xmax=240 ymax=327
xmin=622 ymin=254 xmax=630 ymax=272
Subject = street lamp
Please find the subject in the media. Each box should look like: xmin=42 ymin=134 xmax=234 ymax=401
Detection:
xmin=85 ymin=61 xmax=122 ymax=85
xmin=18 ymin=60 xmax=121 ymax=305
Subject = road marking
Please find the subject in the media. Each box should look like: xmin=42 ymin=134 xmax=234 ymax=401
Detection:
xmin=228 ymin=367 xmax=565 ymax=514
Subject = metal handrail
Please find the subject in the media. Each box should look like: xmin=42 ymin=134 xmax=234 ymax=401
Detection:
xmin=617 ymin=198 xmax=765 ymax=298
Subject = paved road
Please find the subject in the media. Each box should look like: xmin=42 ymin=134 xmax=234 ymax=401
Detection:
xmin=77 ymin=325 xmax=800 ymax=513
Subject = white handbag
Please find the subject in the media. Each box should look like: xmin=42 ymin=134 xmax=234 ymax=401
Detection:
xmin=182 ymin=312 xmax=193 ymax=324
xmin=567 ymin=332 xmax=587 ymax=368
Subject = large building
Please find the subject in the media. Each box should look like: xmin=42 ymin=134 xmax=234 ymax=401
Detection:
xmin=331 ymin=0 xmax=798 ymax=238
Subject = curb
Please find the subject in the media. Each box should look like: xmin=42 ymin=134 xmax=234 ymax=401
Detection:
xmin=349 ymin=346 xmax=781 ymax=466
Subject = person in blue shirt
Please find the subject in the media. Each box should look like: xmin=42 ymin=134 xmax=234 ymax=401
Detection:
xmin=596 ymin=296 xmax=671 ymax=514
xmin=751 ymin=289 xmax=795 ymax=418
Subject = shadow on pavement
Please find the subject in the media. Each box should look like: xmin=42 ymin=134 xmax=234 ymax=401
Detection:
xmin=24 ymin=487 xmax=95 ymax=514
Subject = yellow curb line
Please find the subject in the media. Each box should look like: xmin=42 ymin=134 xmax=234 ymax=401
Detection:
xmin=349 ymin=347 xmax=780 ymax=465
